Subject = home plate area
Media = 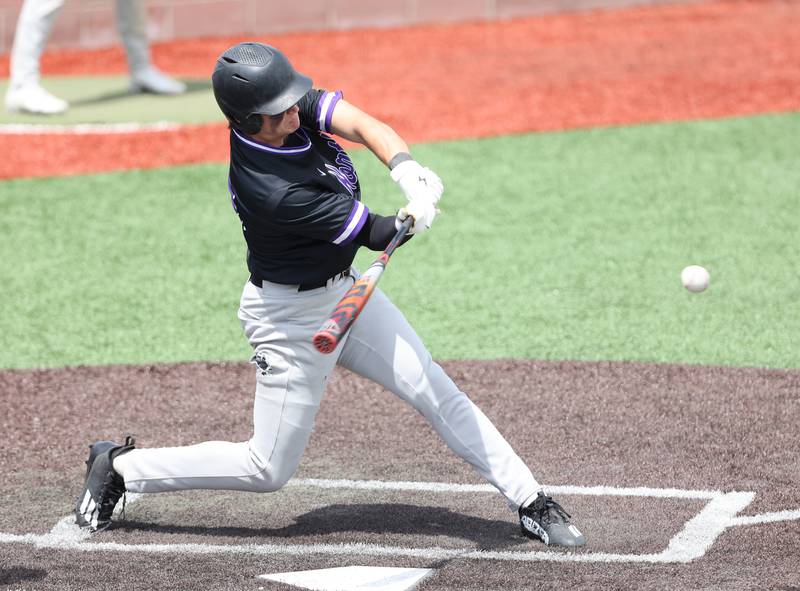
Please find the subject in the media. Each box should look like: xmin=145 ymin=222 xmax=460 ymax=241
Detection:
xmin=4 ymin=477 xmax=797 ymax=590
xmin=259 ymin=566 xmax=434 ymax=591
xmin=2 ymin=360 xmax=799 ymax=588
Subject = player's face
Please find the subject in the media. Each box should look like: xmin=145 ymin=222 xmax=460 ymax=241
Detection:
xmin=265 ymin=103 xmax=300 ymax=136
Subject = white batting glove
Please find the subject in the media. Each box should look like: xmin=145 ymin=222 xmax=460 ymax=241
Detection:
xmin=390 ymin=159 xmax=444 ymax=204
xmin=396 ymin=196 xmax=438 ymax=235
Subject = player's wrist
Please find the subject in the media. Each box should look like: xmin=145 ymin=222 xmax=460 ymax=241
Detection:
xmin=389 ymin=158 xmax=423 ymax=183
xmin=388 ymin=152 xmax=414 ymax=170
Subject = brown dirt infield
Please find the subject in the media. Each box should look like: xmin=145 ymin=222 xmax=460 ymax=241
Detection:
xmin=2 ymin=0 xmax=800 ymax=179
xmin=1 ymin=359 xmax=799 ymax=590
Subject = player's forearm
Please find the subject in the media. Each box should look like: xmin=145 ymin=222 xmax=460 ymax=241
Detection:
xmin=354 ymin=118 xmax=410 ymax=168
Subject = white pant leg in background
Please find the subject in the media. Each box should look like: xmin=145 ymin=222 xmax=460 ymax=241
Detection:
xmin=115 ymin=0 xmax=150 ymax=75
xmin=122 ymin=276 xmax=351 ymax=493
xmin=8 ymin=0 xmax=65 ymax=89
xmin=337 ymin=285 xmax=541 ymax=510
xmin=9 ymin=0 xmax=151 ymax=88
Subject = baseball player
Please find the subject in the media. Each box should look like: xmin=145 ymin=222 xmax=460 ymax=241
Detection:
xmin=75 ymin=42 xmax=585 ymax=548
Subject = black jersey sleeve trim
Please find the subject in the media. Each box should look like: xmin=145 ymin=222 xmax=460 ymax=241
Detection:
xmin=298 ymin=89 xmax=344 ymax=132
xmin=331 ymin=200 xmax=369 ymax=245
xmin=316 ymin=91 xmax=343 ymax=132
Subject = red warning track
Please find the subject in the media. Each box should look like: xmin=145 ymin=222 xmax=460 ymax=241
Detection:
xmin=1 ymin=0 xmax=799 ymax=179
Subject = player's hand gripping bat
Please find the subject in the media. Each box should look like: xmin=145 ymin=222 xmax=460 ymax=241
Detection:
xmin=312 ymin=216 xmax=414 ymax=353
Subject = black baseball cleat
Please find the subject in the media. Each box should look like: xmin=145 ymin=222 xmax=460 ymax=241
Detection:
xmin=75 ymin=436 xmax=136 ymax=532
xmin=519 ymin=491 xmax=586 ymax=547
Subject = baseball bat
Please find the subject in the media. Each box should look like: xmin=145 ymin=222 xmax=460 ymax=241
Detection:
xmin=313 ymin=216 xmax=414 ymax=354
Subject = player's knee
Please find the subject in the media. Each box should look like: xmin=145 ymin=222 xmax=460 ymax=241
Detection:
xmin=250 ymin=467 xmax=293 ymax=493
xmin=250 ymin=476 xmax=284 ymax=493
xmin=247 ymin=445 xmax=296 ymax=493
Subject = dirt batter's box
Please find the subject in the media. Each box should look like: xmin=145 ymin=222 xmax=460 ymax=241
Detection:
xmin=4 ymin=477 xmax=793 ymax=564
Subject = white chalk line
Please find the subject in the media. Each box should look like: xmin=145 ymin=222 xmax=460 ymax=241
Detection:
xmin=730 ymin=509 xmax=800 ymax=526
xmin=38 ymin=491 xmax=142 ymax=548
xmin=0 ymin=479 xmax=797 ymax=564
xmin=288 ymin=478 xmax=723 ymax=500
xmin=0 ymin=121 xmax=181 ymax=134
xmin=0 ymin=491 xmax=141 ymax=545
xmin=0 ymin=534 xmax=670 ymax=563
xmin=659 ymin=492 xmax=754 ymax=563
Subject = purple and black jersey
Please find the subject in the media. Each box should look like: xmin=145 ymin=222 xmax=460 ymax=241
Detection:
xmin=227 ymin=89 xmax=370 ymax=286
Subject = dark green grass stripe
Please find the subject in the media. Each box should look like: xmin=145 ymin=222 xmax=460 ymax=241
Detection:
xmin=1 ymin=112 xmax=798 ymax=369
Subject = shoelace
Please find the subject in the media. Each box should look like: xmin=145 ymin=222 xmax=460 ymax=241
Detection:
xmin=538 ymin=495 xmax=572 ymax=526
xmin=100 ymin=477 xmax=126 ymax=515
xmin=108 ymin=436 xmax=135 ymax=522
xmin=118 ymin=492 xmax=127 ymax=521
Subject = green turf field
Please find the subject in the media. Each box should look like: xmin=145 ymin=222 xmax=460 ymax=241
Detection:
xmin=0 ymin=76 xmax=215 ymax=125
xmin=1 ymin=112 xmax=797 ymax=369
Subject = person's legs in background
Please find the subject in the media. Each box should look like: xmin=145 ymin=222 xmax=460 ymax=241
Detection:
xmin=115 ymin=0 xmax=186 ymax=95
xmin=5 ymin=0 xmax=69 ymax=114
xmin=5 ymin=0 xmax=186 ymax=116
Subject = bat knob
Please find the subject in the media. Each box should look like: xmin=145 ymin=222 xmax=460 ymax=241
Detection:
xmin=312 ymin=331 xmax=337 ymax=354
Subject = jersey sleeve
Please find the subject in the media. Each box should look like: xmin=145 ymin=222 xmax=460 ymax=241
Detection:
xmin=277 ymin=185 xmax=369 ymax=246
xmin=354 ymin=213 xmax=413 ymax=251
xmin=297 ymin=89 xmax=343 ymax=133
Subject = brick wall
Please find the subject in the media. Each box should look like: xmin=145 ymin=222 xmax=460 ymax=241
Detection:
xmin=0 ymin=0 xmax=687 ymax=54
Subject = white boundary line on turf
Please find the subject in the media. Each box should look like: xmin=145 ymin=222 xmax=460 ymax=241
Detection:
xmin=0 ymin=121 xmax=181 ymax=134
xmin=0 ymin=479 xmax=797 ymax=564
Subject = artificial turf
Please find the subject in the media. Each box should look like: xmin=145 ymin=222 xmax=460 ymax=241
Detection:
xmin=0 ymin=76 xmax=215 ymax=126
xmin=1 ymin=111 xmax=797 ymax=369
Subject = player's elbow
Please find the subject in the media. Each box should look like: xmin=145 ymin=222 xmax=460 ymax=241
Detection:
xmin=355 ymin=117 xmax=399 ymax=148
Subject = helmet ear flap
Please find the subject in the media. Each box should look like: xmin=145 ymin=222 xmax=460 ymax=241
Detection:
xmin=239 ymin=114 xmax=263 ymax=135
xmin=229 ymin=113 xmax=262 ymax=135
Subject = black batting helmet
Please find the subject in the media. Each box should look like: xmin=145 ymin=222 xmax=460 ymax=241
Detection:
xmin=212 ymin=42 xmax=312 ymax=135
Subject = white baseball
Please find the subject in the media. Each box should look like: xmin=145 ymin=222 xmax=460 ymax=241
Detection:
xmin=681 ymin=265 xmax=710 ymax=293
